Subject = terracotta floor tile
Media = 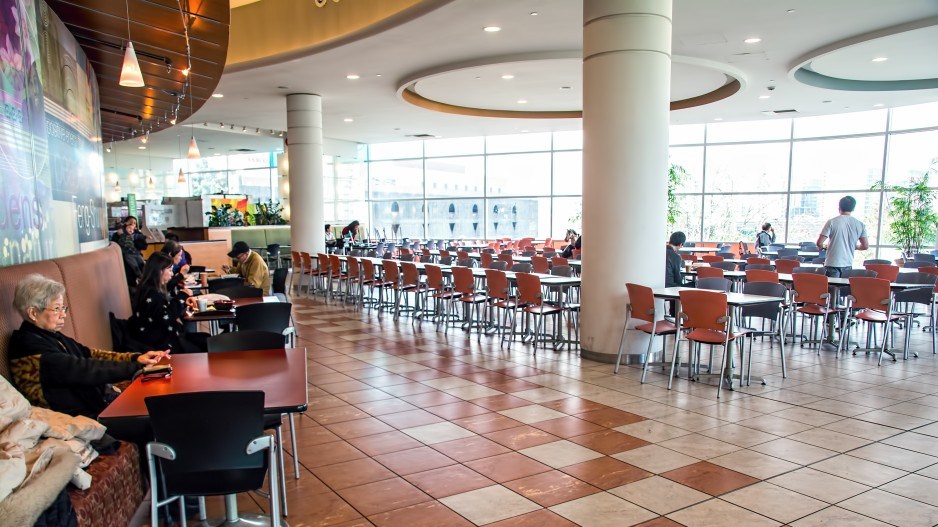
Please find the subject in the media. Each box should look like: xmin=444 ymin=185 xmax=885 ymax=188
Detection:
xmin=575 ymin=407 xmax=646 ymax=427
xmin=485 ymin=379 xmax=545 ymax=392
xmin=279 ymin=490 xmax=363 ymax=526
xmin=312 ymin=458 xmax=397 ymax=490
xmin=532 ymin=416 xmax=608 ymax=439
xmin=400 ymin=369 xmax=450 ymax=381
xmin=310 ymin=404 xmax=371 ymax=425
xmin=378 ymin=382 xmax=438 ymax=397
xmin=452 ymin=412 xmax=525 ymax=434
xmin=493 ymin=366 xmax=545 ymax=378
xmin=541 ymin=398 xmax=611 ymax=414
xmin=297 ymin=439 xmax=367 ymax=468
xmin=567 ymin=429 xmax=651 ymax=455
xmin=471 ymin=394 xmax=537 ymax=411
xmin=373 ymin=446 xmax=457 ymax=476
xmin=346 ymin=430 xmax=425 ymax=456
xmin=560 ymin=457 xmax=654 ymax=490
xmin=319 ymin=380 xmax=375 ymax=394
xmin=336 ymin=477 xmax=432 ymax=516
xmin=484 ymin=425 xmax=561 ymax=450
xmin=661 ymin=461 xmax=760 ymax=496
xmin=484 ymin=509 xmax=578 ymax=527
xmin=399 ymin=391 xmax=464 ymax=407
xmin=404 ymin=465 xmax=495 ymax=499
xmin=463 ymin=371 xmax=513 ymax=384
xmin=355 ymin=398 xmax=418 ymax=416
xmin=326 ymin=417 xmax=396 ymax=439
xmin=430 ymin=435 xmax=512 ymax=462
xmin=367 ymin=500 xmax=475 ymax=527
xmin=309 ymin=393 xmax=350 ymax=409
xmin=502 ymin=470 xmax=601 ymax=507
xmin=464 ymin=452 xmax=552 ymax=483
xmin=424 ymin=401 xmax=490 ymax=419
xmin=330 ymin=519 xmax=376 ymax=527
xmin=375 ymin=409 xmax=445 ymax=429
xmin=335 ymin=389 xmax=396 ymax=405
xmin=359 ymin=374 xmax=412 ymax=387
xmin=295 ymin=425 xmax=342 ymax=447
xmin=342 ymin=366 xmax=395 ymax=380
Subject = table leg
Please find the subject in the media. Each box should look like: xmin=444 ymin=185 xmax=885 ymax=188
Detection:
xmin=211 ymin=493 xmax=287 ymax=526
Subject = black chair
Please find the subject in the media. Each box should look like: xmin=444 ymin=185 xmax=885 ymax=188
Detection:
xmin=916 ymin=253 xmax=938 ymax=262
xmin=188 ymin=265 xmax=206 ymax=273
xmin=777 ymin=248 xmax=799 ymax=258
xmin=864 ymin=259 xmax=892 ymax=265
xmin=711 ymin=261 xmax=738 ymax=272
xmin=746 ymin=263 xmax=775 ymax=271
xmin=488 ymin=261 xmax=508 ymax=271
xmin=457 ymin=258 xmax=474 ymax=267
xmin=207 ymin=330 xmax=285 ymax=352
xmin=792 ymin=267 xmax=826 ymax=274
xmin=511 ymin=263 xmax=533 ymax=273
xmin=208 ymin=277 xmax=242 ymax=294
xmin=893 ymin=272 xmax=938 ymax=355
xmin=145 ymin=391 xmax=281 ymax=527
xmin=842 ymin=269 xmax=877 ymax=278
xmin=696 ymin=277 xmax=732 ymax=292
xmin=439 ymin=256 xmax=453 ymax=265
xmin=235 ymin=302 xmax=295 ymax=346
xmin=811 ymin=257 xmax=826 ymax=264
xmin=216 ymin=285 xmax=264 ymax=299
xmin=740 ymin=281 xmax=789 ymax=383
xmin=904 ymin=261 xmax=936 ymax=268
xmin=272 ymin=267 xmax=289 ymax=302
xmin=266 ymin=243 xmax=281 ymax=268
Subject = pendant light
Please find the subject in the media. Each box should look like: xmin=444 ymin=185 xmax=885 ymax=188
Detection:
xmin=177 ymin=133 xmax=187 ymax=183
xmin=119 ymin=0 xmax=145 ymax=87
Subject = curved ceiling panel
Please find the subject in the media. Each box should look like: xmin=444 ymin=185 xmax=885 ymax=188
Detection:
xmin=47 ymin=0 xmax=230 ymax=143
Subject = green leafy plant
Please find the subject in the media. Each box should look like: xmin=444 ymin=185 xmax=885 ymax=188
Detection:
xmin=205 ymin=204 xmax=247 ymax=227
xmin=253 ymin=200 xmax=287 ymax=225
xmin=667 ymin=163 xmax=688 ymax=228
xmin=873 ymin=172 xmax=938 ymax=258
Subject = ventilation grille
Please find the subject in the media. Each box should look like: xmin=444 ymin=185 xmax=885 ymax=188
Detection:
xmin=231 ymin=148 xmax=255 ymax=152
xmin=407 ymin=133 xmax=436 ymax=138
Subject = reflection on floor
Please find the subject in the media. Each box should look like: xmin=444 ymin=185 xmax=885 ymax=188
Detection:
xmin=189 ymin=296 xmax=938 ymax=526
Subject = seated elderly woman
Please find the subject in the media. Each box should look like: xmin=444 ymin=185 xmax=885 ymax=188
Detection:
xmin=8 ymin=274 xmax=167 ymax=419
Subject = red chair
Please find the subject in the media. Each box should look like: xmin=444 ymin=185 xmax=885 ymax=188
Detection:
xmin=328 ymin=254 xmax=347 ymax=299
xmin=314 ymin=253 xmax=331 ymax=296
xmin=745 ymin=269 xmax=779 ymax=283
xmin=674 ymin=289 xmax=749 ymax=397
xmin=701 ymin=255 xmax=725 ymax=264
xmin=747 ymin=257 xmax=771 ymax=265
xmin=531 ymin=255 xmax=550 ymax=274
xmin=360 ymin=258 xmax=386 ymax=309
xmin=480 ymin=252 xmax=494 ymax=268
xmin=616 ymin=283 xmax=677 ymax=381
xmin=449 ymin=266 xmax=488 ymax=333
xmin=681 ymin=254 xmax=697 ymax=263
xmin=513 ymin=273 xmax=564 ymax=354
xmin=774 ymin=259 xmax=800 ymax=275
xmin=696 ymin=267 xmax=724 ymax=279
xmin=864 ymin=263 xmax=900 ymax=282
xmin=842 ymin=277 xmax=904 ymax=364
xmin=551 ymin=256 xmax=569 ymax=268
xmin=345 ymin=256 xmax=361 ymax=307
xmin=425 ymin=264 xmax=457 ymax=327
xmin=485 ymin=269 xmax=518 ymax=345
xmin=791 ymin=273 xmax=841 ymax=352
xmin=498 ymin=253 xmax=514 ymax=267
xmin=380 ymin=260 xmax=402 ymax=316
xmin=400 ymin=262 xmax=430 ymax=320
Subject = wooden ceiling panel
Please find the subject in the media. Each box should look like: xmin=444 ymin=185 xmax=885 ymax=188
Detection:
xmin=46 ymin=0 xmax=229 ymax=143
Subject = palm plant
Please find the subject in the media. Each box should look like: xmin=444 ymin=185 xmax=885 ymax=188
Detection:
xmin=873 ymin=171 xmax=938 ymax=258
xmin=667 ymin=163 xmax=687 ymax=228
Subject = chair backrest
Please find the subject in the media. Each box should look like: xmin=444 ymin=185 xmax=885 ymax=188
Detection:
xmin=399 ymin=254 xmax=415 ymax=262
xmin=863 ymin=259 xmax=892 ymax=265
xmin=498 ymin=253 xmax=514 ymax=266
xmin=680 ymin=253 xmax=697 ymax=262
xmin=401 ymin=262 xmax=421 ymax=287
xmin=329 ymin=254 xmax=343 ymax=275
xmin=271 ymin=267 xmax=288 ymax=295
xmin=842 ymin=269 xmax=877 ymax=278
xmin=811 ymin=257 xmax=826 ymax=264
xmin=550 ymin=265 xmax=573 ymax=277
xmin=746 ymin=263 xmax=775 ymax=271
xmin=383 ymin=260 xmax=401 ymax=284
xmin=488 ymin=260 xmax=508 ymax=271
xmin=679 ymin=289 xmax=728 ymax=332
xmin=266 ymin=244 xmax=280 ymax=258
xmin=235 ymin=302 xmax=292 ymax=334
xmin=317 ymin=253 xmax=330 ymax=272
xmin=711 ymin=261 xmax=737 ymax=271
xmin=207 ymin=330 xmax=286 ymax=352
xmin=346 ymin=256 xmax=360 ymax=278
xmin=774 ymin=259 xmax=800 ymax=275
xmin=521 ymin=250 xmax=537 ymax=257
xmin=511 ymin=263 xmax=533 ymax=273
xmin=451 ymin=266 xmax=475 ymax=294
xmin=918 ymin=266 xmax=938 ymax=292
xmin=299 ymin=251 xmax=311 ymax=270
xmin=746 ymin=269 xmax=779 ymax=283
xmin=913 ymin=253 xmax=937 ymax=262
xmin=485 ymin=269 xmax=511 ymax=300
xmin=209 ymin=277 xmax=244 ymax=293
xmin=696 ymin=267 xmax=724 ymax=279
xmin=439 ymin=256 xmax=453 ymax=265
xmin=792 ymin=273 xmax=829 ymax=305
xmin=904 ymin=261 xmax=937 ymax=268
xmin=778 ymin=248 xmax=799 ymax=258
xmin=848 ymin=277 xmax=891 ymax=310
xmin=779 ymin=255 xmax=805 ymax=263
xmin=145 ymin=391 xmax=267 ymax=495
xmin=791 ymin=267 xmax=826 ymax=274
xmin=515 ymin=273 xmax=543 ymax=306
xmin=457 ymin=258 xmax=474 ymax=267
xmin=696 ymin=277 xmax=732 ymax=292
xmin=361 ymin=258 xmax=377 ymax=281
xmin=419 ymin=254 xmax=433 ymax=263
xmin=741 ymin=281 xmax=786 ymax=319
xmin=551 ymin=256 xmax=568 ymax=267
xmin=747 ymin=257 xmax=771 ymax=265
xmin=864 ymin=263 xmax=899 ymax=282
xmin=894 ymin=271 xmax=938 ymax=303
xmin=439 ymin=250 xmax=451 ymax=260
xmin=700 ymin=255 xmax=724 ymax=263
xmin=292 ymin=251 xmax=301 ymax=267
xmin=425 ymin=265 xmax=445 ymax=291
xmin=457 ymin=251 xmax=470 ymax=260
xmin=531 ymin=255 xmax=550 ymax=274
xmin=480 ymin=252 xmax=493 ymax=268
xmin=625 ymin=283 xmax=656 ymax=324
xmin=216 ymin=285 xmax=263 ymax=299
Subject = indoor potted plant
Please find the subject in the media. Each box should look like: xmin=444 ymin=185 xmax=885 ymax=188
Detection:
xmin=873 ymin=171 xmax=938 ymax=261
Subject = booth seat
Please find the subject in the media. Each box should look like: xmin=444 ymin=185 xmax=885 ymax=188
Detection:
xmin=0 ymin=243 xmax=144 ymax=527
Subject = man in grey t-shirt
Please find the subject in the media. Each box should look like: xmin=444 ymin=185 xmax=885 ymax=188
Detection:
xmin=816 ymin=195 xmax=869 ymax=277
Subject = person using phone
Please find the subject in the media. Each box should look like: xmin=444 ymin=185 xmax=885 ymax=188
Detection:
xmin=130 ymin=253 xmax=208 ymax=354
xmin=222 ymin=241 xmax=271 ymax=292
xmin=756 ymin=222 xmax=775 ymax=249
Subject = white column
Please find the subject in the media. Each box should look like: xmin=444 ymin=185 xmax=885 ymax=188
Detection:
xmin=286 ymin=93 xmax=325 ymax=254
xmin=580 ymin=0 xmax=672 ymax=361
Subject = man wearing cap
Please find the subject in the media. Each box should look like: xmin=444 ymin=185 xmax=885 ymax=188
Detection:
xmin=223 ymin=241 xmax=271 ymax=292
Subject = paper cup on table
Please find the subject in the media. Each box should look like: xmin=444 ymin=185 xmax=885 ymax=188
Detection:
xmin=197 ymin=297 xmax=208 ymax=312
xmin=191 ymin=272 xmax=199 ymax=281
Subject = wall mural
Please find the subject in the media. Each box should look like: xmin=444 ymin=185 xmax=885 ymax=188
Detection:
xmin=0 ymin=0 xmax=104 ymax=266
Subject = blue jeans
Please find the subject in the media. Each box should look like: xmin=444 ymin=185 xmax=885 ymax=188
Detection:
xmin=825 ymin=266 xmax=850 ymax=278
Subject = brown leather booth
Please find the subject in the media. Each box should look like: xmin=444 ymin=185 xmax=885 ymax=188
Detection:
xmin=0 ymin=242 xmax=143 ymax=527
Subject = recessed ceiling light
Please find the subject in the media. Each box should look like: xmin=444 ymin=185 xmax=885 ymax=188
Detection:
xmin=744 ymin=37 xmax=762 ymax=44
xmin=520 ymin=130 xmax=529 ymax=133
xmin=346 ymin=74 xmax=360 ymax=80
xmin=822 ymin=100 xmax=832 ymax=103
xmin=787 ymin=9 xmax=796 ymax=13
xmin=530 ymin=12 xmax=538 ymax=16
xmin=343 ymin=118 xmax=354 ymax=122
xmin=483 ymin=26 xmax=501 ymax=32
xmin=872 ymin=57 xmax=888 ymax=62
xmin=277 ymin=86 xmax=288 ymax=89
xmin=501 ymin=74 xmax=514 ymax=80
xmin=560 ymin=86 xmax=572 ymax=90
xmin=759 ymin=95 xmax=771 ymax=99
xmin=375 ymin=74 xmax=382 ymax=77
xmin=138 ymin=146 xmax=146 ymax=149
xmin=213 ymin=153 xmax=220 ymax=156
xmin=517 ymin=99 xmax=527 ymax=104
xmin=761 ymin=111 xmax=774 ymax=116
xmin=873 ymin=103 xmax=885 ymax=107
xmin=714 ymin=117 xmax=723 ymax=121
xmin=475 ymin=76 xmax=481 ymax=80
xmin=211 ymin=93 xmax=224 ymax=98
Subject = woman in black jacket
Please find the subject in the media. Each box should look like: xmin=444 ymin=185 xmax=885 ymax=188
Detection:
xmin=129 ymin=252 xmax=206 ymax=354
xmin=8 ymin=274 xmax=166 ymax=419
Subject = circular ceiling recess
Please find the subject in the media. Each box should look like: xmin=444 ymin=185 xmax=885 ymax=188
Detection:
xmin=791 ymin=22 xmax=938 ymax=91
xmin=398 ymin=53 xmax=745 ymax=118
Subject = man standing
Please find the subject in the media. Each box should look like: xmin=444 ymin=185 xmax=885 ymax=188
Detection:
xmin=666 ymin=231 xmax=686 ymax=287
xmin=223 ymin=241 xmax=272 ymax=292
xmin=817 ymin=196 xmax=869 ymax=277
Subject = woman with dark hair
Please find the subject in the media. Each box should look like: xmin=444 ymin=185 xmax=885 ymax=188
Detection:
xmin=159 ymin=240 xmax=192 ymax=295
xmin=164 ymin=233 xmax=192 ymax=273
xmin=113 ymin=216 xmax=146 ymax=290
xmin=341 ymin=220 xmax=361 ymax=240
xmin=129 ymin=253 xmax=207 ymax=354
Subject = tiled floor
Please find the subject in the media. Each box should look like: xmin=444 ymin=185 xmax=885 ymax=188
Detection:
xmin=194 ymin=295 xmax=938 ymax=526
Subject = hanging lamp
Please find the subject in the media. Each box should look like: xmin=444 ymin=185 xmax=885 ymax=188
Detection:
xmin=119 ymin=0 xmax=145 ymax=87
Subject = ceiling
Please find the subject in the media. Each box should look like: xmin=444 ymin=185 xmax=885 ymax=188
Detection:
xmin=112 ymin=0 xmax=938 ymax=160
xmin=47 ymin=0 xmax=229 ymax=143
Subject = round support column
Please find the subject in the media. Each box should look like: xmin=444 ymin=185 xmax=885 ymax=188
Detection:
xmin=580 ymin=0 xmax=672 ymax=361
xmin=286 ymin=93 xmax=325 ymax=254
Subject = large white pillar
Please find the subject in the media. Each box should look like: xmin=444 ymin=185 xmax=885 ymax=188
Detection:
xmin=580 ymin=0 xmax=672 ymax=361
xmin=286 ymin=93 xmax=325 ymax=254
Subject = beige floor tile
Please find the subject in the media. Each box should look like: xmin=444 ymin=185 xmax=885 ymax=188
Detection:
xmin=913 ymin=421 xmax=938 ymax=437
xmin=613 ymin=420 xmax=693 ymax=443
xmin=771 ymin=407 xmax=843 ymax=426
xmin=809 ymin=454 xmax=908 ymax=486
xmin=608 ymin=475 xmax=709 ymax=515
xmin=882 ymin=431 xmax=938 ymax=455
xmin=498 ymin=404 xmax=568 ymax=424
xmin=658 ymin=434 xmax=741 ymax=460
xmin=511 ymin=387 xmax=571 ymax=403
xmin=611 ymin=444 xmax=699 ymax=474
xmin=697 ymin=423 xmax=779 ymax=447
xmin=847 ymin=443 xmax=938 ymax=471
xmin=549 ymin=492 xmax=657 ymax=527
xmin=839 ymin=488 xmax=938 ymax=527
xmin=749 ymin=438 xmax=838 ymax=465
xmin=443 ymin=385 xmax=503 ymax=400
xmin=854 ymin=410 xmax=933 ymax=430
xmin=422 ymin=377 xmax=478 ymax=390
xmin=667 ymin=498 xmax=781 ymax=527
xmin=880 ymin=474 xmax=938 ymax=507
xmin=439 ymin=485 xmax=540 ymax=525
xmin=519 ymin=440 xmax=605 ymax=468
xmin=786 ymin=427 xmax=873 ymax=452
xmin=709 ymin=449 xmax=800 ymax=479
xmin=736 ymin=415 xmax=815 ymax=436
xmin=400 ymin=422 xmax=476 ymax=445
xmin=655 ymin=410 xmax=726 ymax=432
xmin=821 ymin=418 xmax=903 ymax=441
xmin=722 ymin=481 xmax=827 ymax=523
xmin=790 ymin=506 xmax=892 ymax=526
xmin=768 ymin=467 xmax=870 ymax=503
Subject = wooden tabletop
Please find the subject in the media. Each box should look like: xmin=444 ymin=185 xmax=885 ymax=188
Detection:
xmin=99 ymin=347 xmax=309 ymax=422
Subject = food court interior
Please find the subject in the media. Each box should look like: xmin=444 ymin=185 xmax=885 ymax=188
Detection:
xmin=3 ymin=1 xmax=938 ymax=526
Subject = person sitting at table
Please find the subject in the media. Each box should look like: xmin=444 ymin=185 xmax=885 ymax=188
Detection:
xmin=112 ymin=216 xmax=146 ymax=292
xmin=561 ymin=230 xmax=581 ymax=258
xmin=130 ymin=252 xmax=207 ymax=354
xmin=222 ymin=241 xmax=271 ymax=293
xmin=325 ymin=223 xmax=337 ymax=253
xmin=8 ymin=274 xmax=168 ymax=419
xmin=160 ymin=240 xmax=193 ymax=295
xmin=756 ymin=222 xmax=775 ymax=249
xmin=164 ymin=232 xmax=192 ymax=273
xmin=666 ymin=231 xmax=686 ymax=287
xmin=342 ymin=220 xmax=361 ymax=242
